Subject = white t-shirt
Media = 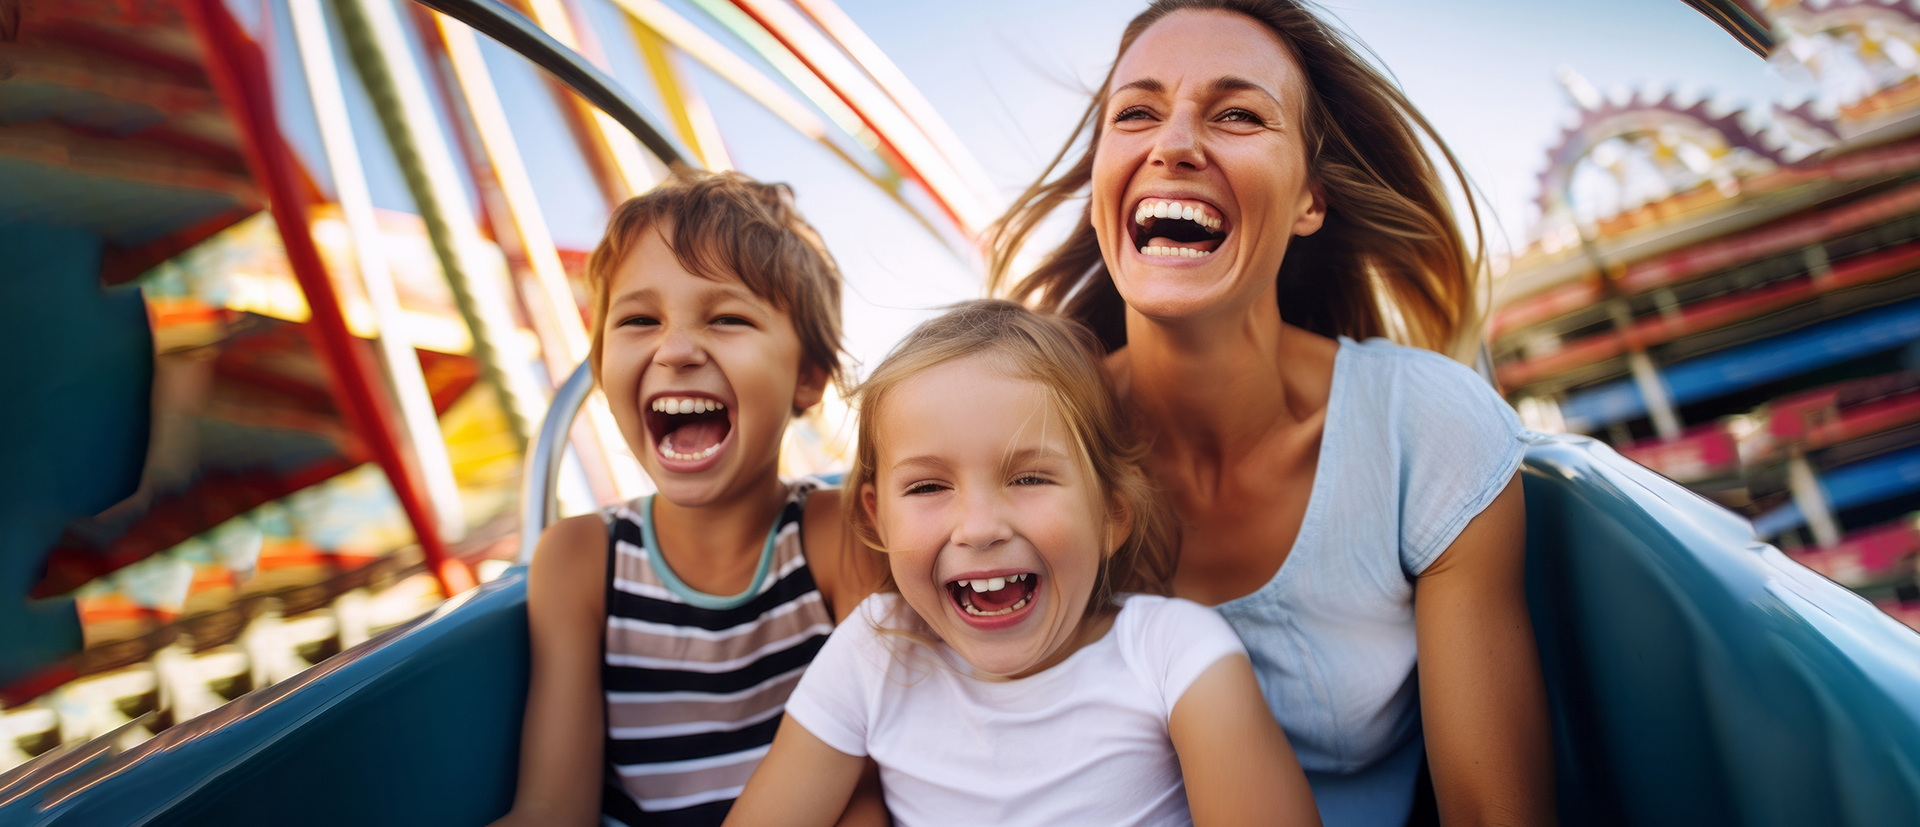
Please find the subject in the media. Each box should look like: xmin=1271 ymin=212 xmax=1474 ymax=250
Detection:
xmin=784 ymin=592 xmax=1248 ymax=827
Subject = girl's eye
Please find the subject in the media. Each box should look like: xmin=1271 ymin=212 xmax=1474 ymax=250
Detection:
xmin=904 ymin=482 xmax=946 ymax=496
xmin=619 ymin=315 xmax=659 ymax=328
xmin=1111 ymin=105 xmax=1152 ymax=124
xmin=1012 ymin=475 xmax=1052 ymax=486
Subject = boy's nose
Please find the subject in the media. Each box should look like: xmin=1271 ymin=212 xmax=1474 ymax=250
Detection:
xmin=653 ymin=328 xmax=709 ymax=369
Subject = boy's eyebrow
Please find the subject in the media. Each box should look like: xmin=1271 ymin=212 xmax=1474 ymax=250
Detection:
xmin=607 ymin=282 xmax=760 ymax=309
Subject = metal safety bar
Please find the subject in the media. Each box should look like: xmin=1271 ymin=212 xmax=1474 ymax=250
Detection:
xmin=413 ymin=0 xmax=695 ymax=169
xmin=517 ymin=361 xmax=598 ymax=565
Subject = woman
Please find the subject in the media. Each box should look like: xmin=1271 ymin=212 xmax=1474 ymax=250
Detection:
xmin=988 ymin=2 xmax=1555 ymax=825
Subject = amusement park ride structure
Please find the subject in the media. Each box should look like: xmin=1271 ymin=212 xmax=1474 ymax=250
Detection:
xmin=1 ymin=0 xmax=1919 ymax=824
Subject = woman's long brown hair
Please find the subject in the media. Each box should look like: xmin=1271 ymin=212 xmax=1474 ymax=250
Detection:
xmin=985 ymin=0 xmax=1485 ymax=356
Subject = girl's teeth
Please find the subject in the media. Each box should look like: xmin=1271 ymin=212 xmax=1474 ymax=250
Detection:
xmin=960 ymin=595 xmax=1031 ymax=617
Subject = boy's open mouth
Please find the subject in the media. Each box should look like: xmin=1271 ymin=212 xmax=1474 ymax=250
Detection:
xmin=946 ymin=573 xmax=1039 ymax=618
xmin=1131 ymin=197 xmax=1228 ymax=259
xmin=645 ymin=395 xmax=732 ymax=464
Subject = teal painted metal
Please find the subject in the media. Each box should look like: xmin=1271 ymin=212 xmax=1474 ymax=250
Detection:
xmin=0 ymin=571 xmax=530 ymax=825
xmin=1525 ymin=433 xmax=1920 ymax=826
xmin=6 ymin=433 xmax=1920 ymax=823
xmin=0 ymin=225 xmax=151 ymax=688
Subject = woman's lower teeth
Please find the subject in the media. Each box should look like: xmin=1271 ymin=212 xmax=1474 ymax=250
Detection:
xmin=1143 ymin=245 xmax=1210 ymax=258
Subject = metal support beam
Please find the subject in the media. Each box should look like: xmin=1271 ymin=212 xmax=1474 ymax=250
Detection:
xmin=289 ymin=0 xmax=467 ymax=541
xmin=181 ymin=0 xmax=467 ymax=595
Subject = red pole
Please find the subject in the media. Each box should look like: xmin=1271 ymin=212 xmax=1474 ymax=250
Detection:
xmin=183 ymin=0 xmax=471 ymax=596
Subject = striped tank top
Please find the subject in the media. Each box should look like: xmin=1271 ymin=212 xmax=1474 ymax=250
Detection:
xmin=599 ymin=480 xmax=836 ymax=827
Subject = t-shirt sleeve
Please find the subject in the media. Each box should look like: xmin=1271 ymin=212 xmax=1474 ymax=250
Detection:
xmin=1395 ymin=350 xmax=1528 ymax=576
xmin=781 ymin=596 xmax=887 ymax=757
xmin=1118 ymin=595 xmax=1250 ymax=718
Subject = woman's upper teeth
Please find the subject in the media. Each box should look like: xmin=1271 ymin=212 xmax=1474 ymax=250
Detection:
xmin=958 ymin=574 xmax=1028 ymax=592
xmin=1134 ymin=198 xmax=1222 ymax=231
xmin=651 ymin=397 xmax=726 ymax=414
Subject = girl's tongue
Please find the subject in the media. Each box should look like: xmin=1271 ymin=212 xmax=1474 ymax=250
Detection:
xmin=662 ymin=419 xmax=727 ymax=456
xmin=952 ymin=574 xmax=1037 ymax=617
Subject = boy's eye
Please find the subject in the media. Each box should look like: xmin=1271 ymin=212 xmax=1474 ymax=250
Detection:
xmin=619 ymin=315 xmax=659 ymax=328
xmin=713 ymin=315 xmax=752 ymax=326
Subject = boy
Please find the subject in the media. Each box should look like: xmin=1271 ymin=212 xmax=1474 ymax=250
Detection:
xmin=491 ymin=172 xmax=879 ymax=827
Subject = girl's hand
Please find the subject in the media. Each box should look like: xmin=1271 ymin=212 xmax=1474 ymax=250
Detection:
xmin=1170 ymin=654 xmax=1322 ymax=827
xmin=722 ymin=717 xmax=867 ymax=827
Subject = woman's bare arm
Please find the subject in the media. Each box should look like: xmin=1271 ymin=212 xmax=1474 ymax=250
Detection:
xmin=488 ymin=515 xmax=609 ymax=827
xmin=1414 ymin=475 xmax=1556 ymax=826
xmin=1170 ymin=655 xmax=1322 ymax=827
xmin=722 ymin=717 xmax=868 ymax=827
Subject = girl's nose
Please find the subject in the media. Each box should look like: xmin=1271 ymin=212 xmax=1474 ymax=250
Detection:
xmin=1149 ymin=111 xmax=1206 ymax=171
xmin=952 ymin=489 xmax=1013 ymax=552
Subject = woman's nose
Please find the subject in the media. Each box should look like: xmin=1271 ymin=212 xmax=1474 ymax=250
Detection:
xmin=952 ymin=489 xmax=1013 ymax=552
xmin=1148 ymin=112 xmax=1206 ymax=171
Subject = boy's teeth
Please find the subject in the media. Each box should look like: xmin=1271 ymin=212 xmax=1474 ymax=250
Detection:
xmin=661 ymin=442 xmax=723 ymax=462
xmin=651 ymin=397 xmax=726 ymax=414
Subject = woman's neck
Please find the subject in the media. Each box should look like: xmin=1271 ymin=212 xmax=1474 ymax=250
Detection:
xmin=1121 ymin=298 xmax=1327 ymax=460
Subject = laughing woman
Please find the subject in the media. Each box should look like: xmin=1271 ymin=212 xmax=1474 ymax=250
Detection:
xmin=988 ymin=2 xmax=1554 ymax=825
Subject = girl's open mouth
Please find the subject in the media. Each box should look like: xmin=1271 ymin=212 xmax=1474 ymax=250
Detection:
xmin=645 ymin=395 xmax=733 ymax=468
xmin=1130 ymin=197 xmax=1228 ymax=259
xmin=946 ymin=573 xmax=1039 ymax=627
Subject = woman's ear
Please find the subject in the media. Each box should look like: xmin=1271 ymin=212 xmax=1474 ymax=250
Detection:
xmin=1293 ymin=180 xmax=1327 ymax=237
xmin=793 ymin=362 xmax=829 ymax=412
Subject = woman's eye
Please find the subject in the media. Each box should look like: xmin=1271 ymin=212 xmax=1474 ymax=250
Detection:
xmin=1111 ymin=105 xmax=1152 ymax=124
xmin=1220 ymin=108 xmax=1263 ymax=124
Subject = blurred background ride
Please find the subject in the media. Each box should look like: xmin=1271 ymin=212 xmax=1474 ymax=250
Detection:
xmin=2 ymin=0 xmax=1917 ymax=787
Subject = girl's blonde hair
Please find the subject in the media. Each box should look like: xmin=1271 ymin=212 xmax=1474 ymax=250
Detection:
xmin=845 ymin=300 xmax=1179 ymax=622
xmin=986 ymin=0 xmax=1484 ymax=356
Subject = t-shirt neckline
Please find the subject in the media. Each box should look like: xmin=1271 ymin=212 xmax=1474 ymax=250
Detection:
xmin=1212 ymin=335 xmax=1351 ymax=612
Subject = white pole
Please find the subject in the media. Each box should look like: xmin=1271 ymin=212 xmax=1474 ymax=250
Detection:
xmin=287 ymin=0 xmax=467 ymax=539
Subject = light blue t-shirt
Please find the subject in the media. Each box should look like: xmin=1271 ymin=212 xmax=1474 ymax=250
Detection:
xmin=1214 ymin=336 xmax=1528 ymax=827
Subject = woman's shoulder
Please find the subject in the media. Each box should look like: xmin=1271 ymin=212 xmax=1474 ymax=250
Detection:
xmin=1337 ymin=336 xmax=1521 ymax=435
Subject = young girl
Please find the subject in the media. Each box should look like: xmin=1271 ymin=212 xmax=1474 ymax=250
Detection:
xmin=723 ymin=300 xmax=1321 ymax=827
xmin=492 ymin=172 xmax=883 ymax=827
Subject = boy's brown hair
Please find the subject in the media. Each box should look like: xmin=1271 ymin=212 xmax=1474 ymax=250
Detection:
xmin=585 ymin=170 xmax=847 ymax=398
xmin=846 ymin=300 xmax=1179 ymax=619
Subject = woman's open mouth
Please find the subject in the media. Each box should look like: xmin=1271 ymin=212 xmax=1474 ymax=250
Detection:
xmin=946 ymin=573 xmax=1039 ymax=627
xmin=1131 ymin=198 xmax=1228 ymax=259
xmin=645 ymin=395 xmax=733 ymax=469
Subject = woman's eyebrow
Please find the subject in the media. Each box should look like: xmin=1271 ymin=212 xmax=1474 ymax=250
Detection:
xmin=1210 ymin=75 xmax=1281 ymax=104
xmin=1113 ymin=77 xmax=1166 ymax=96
